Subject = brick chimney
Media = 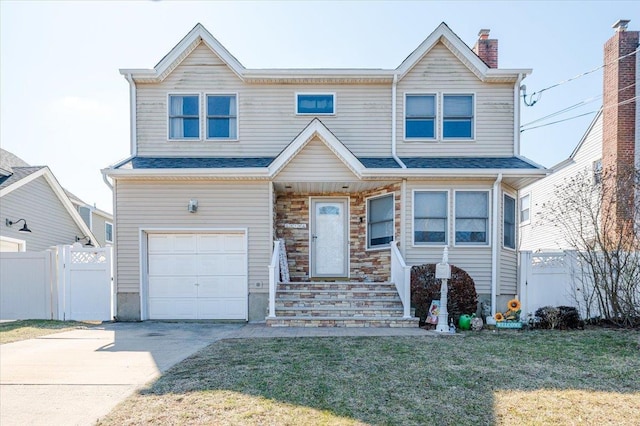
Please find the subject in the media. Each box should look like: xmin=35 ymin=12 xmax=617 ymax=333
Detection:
xmin=602 ymin=19 xmax=638 ymax=237
xmin=473 ymin=29 xmax=498 ymax=68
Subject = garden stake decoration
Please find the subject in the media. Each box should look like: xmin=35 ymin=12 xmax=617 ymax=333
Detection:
xmin=493 ymin=298 xmax=522 ymax=328
xmin=435 ymin=247 xmax=452 ymax=333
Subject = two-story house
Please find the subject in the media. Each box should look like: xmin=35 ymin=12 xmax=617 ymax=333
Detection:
xmin=103 ymin=22 xmax=546 ymax=324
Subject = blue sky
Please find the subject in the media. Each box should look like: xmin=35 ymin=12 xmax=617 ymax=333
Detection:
xmin=1 ymin=0 xmax=638 ymax=213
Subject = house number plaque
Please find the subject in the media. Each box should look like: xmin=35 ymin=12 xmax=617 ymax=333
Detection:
xmin=284 ymin=223 xmax=307 ymax=229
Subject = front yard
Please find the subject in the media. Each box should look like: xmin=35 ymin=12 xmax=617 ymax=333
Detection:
xmin=98 ymin=329 xmax=640 ymax=425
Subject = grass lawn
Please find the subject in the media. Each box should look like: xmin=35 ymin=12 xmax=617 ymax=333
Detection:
xmin=98 ymin=329 xmax=640 ymax=425
xmin=0 ymin=320 xmax=99 ymax=344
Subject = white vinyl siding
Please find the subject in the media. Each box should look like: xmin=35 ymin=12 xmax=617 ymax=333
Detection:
xmin=0 ymin=176 xmax=84 ymax=251
xmin=519 ymin=114 xmax=603 ymax=251
xmin=135 ymin=44 xmax=391 ymax=157
xmin=397 ymin=42 xmax=514 ymax=156
xmin=273 ymin=137 xmax=357 ymax=182
xmin=114 ymin=180 xmax=271 ymax=295
xmin=403 ymin=180 xmax=494 ymax=295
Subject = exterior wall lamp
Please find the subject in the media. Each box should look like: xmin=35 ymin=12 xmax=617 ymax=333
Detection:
xmin=5 ymin=218 xmax=32 ymax=233
xmin=75 ymin=235 xmax=94 ymax=247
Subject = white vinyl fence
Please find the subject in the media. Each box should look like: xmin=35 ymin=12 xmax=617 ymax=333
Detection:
xmin=0 ymin=244 xmax=113 ymax=321
xmin=519 ymin=251 xmax=586 ymax=320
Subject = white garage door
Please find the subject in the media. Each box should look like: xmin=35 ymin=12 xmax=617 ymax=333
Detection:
xmin=147 ymin=233 xmax=247 ymax=320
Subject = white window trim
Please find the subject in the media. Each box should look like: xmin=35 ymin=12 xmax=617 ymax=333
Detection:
xmin=105 ymin=221 xmax=113 ymax=243
xmin=453 ymin=189 xmax=490 ymax=247
xmin=0 ymin=235 xmax=27 ymax=252
xmin=365 ymin=193 xmax=395 ymax=251
xmin=503 ymin=192 xmax=517 ymax=251
xmin=205 ymin=92 xmax=239 ymax=142
xmin=167 ymin=93 xmax=202 ymax=141
xmin=441 ymin=93 xmax=476 ymax=141
xmin=403 ymin=93 xmax=438 ymax=142
xmin=412 ymin=189 xmax=450 ymax=247
xmin=295 ymin=92 xmax=336 ymax=116
xmin=520 ymin=193 xmax=531 ymax=226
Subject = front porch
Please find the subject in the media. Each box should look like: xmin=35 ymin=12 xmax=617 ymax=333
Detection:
xmin=267 ymin=184 xmax=418 ymax=327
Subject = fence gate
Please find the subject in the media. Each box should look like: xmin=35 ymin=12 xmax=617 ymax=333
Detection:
xmin=59 ymin=244 xmax=113 ymax=321
xmin=519 ymin=251 xmax=581 ymax=319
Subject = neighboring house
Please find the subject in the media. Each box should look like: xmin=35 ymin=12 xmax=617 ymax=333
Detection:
xmin=103 ymin=22 xmax=546 ymax=323
xmin=65 ymin=190 xmax=114 ymax=247
xmin=520 ymin=20 xmax=638 ymax=252
xmin=0 ymin=149 xmax=97 ymax=251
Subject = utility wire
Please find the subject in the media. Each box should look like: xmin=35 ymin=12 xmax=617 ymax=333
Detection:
xmin=522 ymin=47 xmax=639 ymax=106
xmin=521 ymin=82 xmax=636 ymax=128
xmin=521 ymin=95 xmax=638 ymax=132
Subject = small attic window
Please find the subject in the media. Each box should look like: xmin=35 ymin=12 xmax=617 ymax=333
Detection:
xmin=296 ymin=93 xmax=334 ymax=115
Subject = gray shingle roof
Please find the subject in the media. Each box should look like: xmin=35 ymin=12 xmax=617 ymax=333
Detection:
xmin=357 ymin=157 xmax=402 ymax=168
xmin=0 ymin=166 xmax=46 ymax=190
xmin=400 ymin=157 xmax=540 ymax=169
xmin=118 ymin=157 xmax=275 ymax=169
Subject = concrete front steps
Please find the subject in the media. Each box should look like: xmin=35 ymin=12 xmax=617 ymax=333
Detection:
xmin=266 ymin=281 xmax=419 ymax=328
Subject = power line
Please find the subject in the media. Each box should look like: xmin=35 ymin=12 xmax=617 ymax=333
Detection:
xmin=521 ymin=82 xmax=636 ymax=128
xmin=522 ymin=47 xmax=639 ymax=107
xmin=521 ymin=95 xmax=638 ymax=132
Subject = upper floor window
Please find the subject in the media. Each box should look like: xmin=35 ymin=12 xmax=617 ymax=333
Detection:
xmin=105 ymin=222 xmax=113 ymax=243
xmin=405 ymin=95 xmax=436 ymax=139
xmin=207 ymin=95 xmax=237 ymax=139
xmin=593 ymin=159 xmax=603 ymax=184
xmin=414 ymin=191 xmax=448 ymax=245
xmin=367 ymin=194 xmax=394 ymax=249
xmin=296 ymin=94 xmax=334 ymax=115
xmin=169 ymin=95 xmax=200 ymax=139
xmin=78 ymin=206 xmax=92 ymax=228
xmin=503 ymin=194 xmax=516 ymax=249
xmin=443 ymin=94 xmax=474 ymax=139
xmin=455 ymin=191 xmax=488 ymax=245
xmin=520 ymin=194 xmax=531 ymax=224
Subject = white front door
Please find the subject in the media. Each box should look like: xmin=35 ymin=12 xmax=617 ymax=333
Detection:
xmin=311 ymin=198 xmax=349 ymax=277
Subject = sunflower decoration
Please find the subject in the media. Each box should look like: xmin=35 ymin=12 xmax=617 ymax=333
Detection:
xmin=508 ymin=299 xmax=521 ymax=312
xmin=494 ymin=312 xmax=505 ymax=322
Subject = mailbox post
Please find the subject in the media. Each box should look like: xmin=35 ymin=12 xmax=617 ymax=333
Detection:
xmin=435 ymin=247 xmax=451 ymax=333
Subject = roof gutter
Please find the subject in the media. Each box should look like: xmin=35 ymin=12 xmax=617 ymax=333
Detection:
xmin=491 ymin=173 xmax=503 ymax=317
xmin=514 ymin=73 xmax=524 ymax=155
xmin=125 ymin=73 xmax=137 ymax=157
xmin=391 ymin=74 xmax=406 ymax=168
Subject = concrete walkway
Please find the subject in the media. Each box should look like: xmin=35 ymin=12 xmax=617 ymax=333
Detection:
xmin=0 ymin=322 xmax=430 ymax=426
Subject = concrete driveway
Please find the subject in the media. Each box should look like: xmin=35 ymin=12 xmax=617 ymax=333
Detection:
xmin=0 ymin=322 xmax=244 ymax=426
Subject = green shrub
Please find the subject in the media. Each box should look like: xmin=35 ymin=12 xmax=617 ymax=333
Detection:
xmin=411 ymin=264 xmax=478 ymax=326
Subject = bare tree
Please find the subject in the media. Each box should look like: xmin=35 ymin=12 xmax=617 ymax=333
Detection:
xmin=540 ymin=165 xmax=640 ymax=327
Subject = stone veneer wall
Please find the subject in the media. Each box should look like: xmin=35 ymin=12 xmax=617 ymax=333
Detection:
xmin=275 ymin=183 xmax=401 ymax=282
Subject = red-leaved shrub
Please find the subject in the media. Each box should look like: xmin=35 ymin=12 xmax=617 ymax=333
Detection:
xmin=411 ymin=264 xmax=478 ymax=326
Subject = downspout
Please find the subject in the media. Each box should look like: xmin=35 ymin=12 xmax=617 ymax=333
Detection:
xmin=513 ymin=73 xmax=524 ymax=155
xmin=125 ymin=73 xmax=137 ymax=157
xmin=491 ymin=173 xmax=503 ymax=317
xmin=391 ymin=74 xmax=407 ymax=168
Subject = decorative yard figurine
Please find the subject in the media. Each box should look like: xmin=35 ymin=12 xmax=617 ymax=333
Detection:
xmin=471 ymin=316 xmax=483 ymax=331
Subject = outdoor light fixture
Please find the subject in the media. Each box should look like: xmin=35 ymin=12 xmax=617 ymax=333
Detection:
xmin=188 ymin=199 xmax=198 ymax=213
xmin=5 ymin=218 xmax=31 ymax=233
xmin=75 ymin=235 xmax=94 ymax=247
